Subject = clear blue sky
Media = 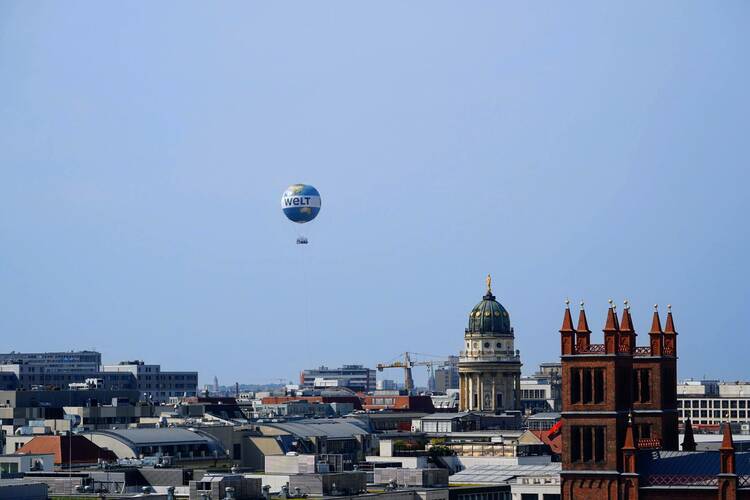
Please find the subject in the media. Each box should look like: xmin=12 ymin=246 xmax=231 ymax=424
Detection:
xmin=1 ymin=2 xmax=748 ymax=387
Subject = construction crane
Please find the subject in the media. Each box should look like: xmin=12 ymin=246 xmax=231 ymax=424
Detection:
xmin=376 ymin=352 xmax=455 ymax=392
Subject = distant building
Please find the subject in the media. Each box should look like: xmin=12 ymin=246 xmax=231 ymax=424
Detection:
xmin=65 ymin=398 xmax=156 ymax=430
xmin=18 ymin=435 xmax=117 ymax=467
xmin=431 ymin=390 xmax=459 ymax=410
xmin=190 ymin=474 xmax=261 ymax=500
xmin=0 ymin=352 xmax=197 ymax=403
xmin=0 ymin=363 xmax=137 ymax=391
xmin=101 ymin=360 xmax=198 ymax=402
xmin=526 ymin=412 xmax=560 ymax=431
xmin=678 ymin=379 xmax=750 ymax=428
xmin=459 ymin=276 xmax=522 ymax=412
xmin=412 ymin=411 xmax=522 ymax=433
xmin=0 ymin=349 xmax=135 ymax=392
xmin=0 ymin=350 xmax=101 ymax=373
xmin=520 ymin=362 xmax=562 ymax=413
xmin=252 ymin=419 xmax=373 ymax=470
xmin=362 ymin=393 xmax=435 ymax=412
xmin=432 ymin=356 xmax=459 ymax=393
xmin=0 ymin=453 xmax=54 ymax=474
xmin=253 ymin=399 xmax=354 ymax=419
xmin=300 ymin=365 xmax=376 ymax=393
xmin=376 ymin=379 xmax=398 ymax=391
xmin=87 ymin=428 xmax=226 ymax=462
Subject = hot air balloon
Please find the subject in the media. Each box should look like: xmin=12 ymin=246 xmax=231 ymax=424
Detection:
xmin=281 ymin=184 xmax=321 ymax=244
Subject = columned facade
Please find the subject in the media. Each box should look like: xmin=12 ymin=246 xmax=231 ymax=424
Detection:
xmin=458 ymin=276 xmax=522 ymax=412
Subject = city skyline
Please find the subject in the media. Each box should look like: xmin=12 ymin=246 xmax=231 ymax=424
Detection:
xmin=2 ymin=2 xmax=749 ymax=384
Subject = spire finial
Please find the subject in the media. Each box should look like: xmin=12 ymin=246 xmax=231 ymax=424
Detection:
xmin=608 ymin=299 xmax=614 ymax=308
xmin=654 ymin=304 xmax=658 ymax=311
xmin=580 ymin=301 xmax=585 ymax=310
xmin=565 ymin=298 xmax=570 ymax=308
xmin=668 ymin=304 xmax=672 ymax=312
xmin=486 ymin=274 xmax=492 ymax=294
xmin=624 ymin=299 xmax=630 ymax=310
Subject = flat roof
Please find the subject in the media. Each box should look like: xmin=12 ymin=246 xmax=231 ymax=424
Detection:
xmin=91 ymin=428 xmax=214 ymax=446
xmin=420 ymin=412 xmax=475 ymax=420
xmin=527 ymin=412 xmax=561 ymax=420
xmin=261 ymin=419 xmax=370 ymax=439
xmin=450 ymin=463 xmax=561 ymax=485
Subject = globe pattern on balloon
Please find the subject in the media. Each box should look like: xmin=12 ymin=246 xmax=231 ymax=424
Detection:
xmin=281 ymin=184 xmax=321 ymax=223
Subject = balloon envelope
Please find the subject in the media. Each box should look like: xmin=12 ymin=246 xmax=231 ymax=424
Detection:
xmin=281 ymin=184 xmax=321 ymax=223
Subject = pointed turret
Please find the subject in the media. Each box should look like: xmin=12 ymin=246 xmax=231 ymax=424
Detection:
xmin=577 ymin=302 xmax=591 ymax=332
xmin=604 ymin=300 xmax=620 ymax=331
xmin=718 ymin=420 xmax=738 ymax=500
xmin=720 ymin=421 xmax=736 ymax=475
xmin=663 ymin=304 xmax=677 ymax=355
xmin=649 ymin=305 xmax=663 ymax=334
xmin=561 ymin=300 xmax=575 ymax=332
xmin=623 ymin=413 xmax=636 ymax=450
xmin=664 ymin=304 xmax=677 ymax=334
xmin=560 ymin=300 xmax=576 ymax=355
xmin=682 ymin=418 xmax=696 ymax=451
xmin=620 ymin=301 xmax=634 ymax=332
xmin=648 ymin=304 xmax=664 ymax=357
xmin=721 ymin=420 xmax=735 ymax=451
xmin=603 ymin=300 xmax=620 ymax=354
xmin=622 ymin=412 xmax=637 ymax=473
xmin=576 ymin=302 xmax=591 ymax=351
xmin=618 ymin=300 xmax=636 ymax=355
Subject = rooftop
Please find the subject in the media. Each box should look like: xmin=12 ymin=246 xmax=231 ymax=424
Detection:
xmin=527 ymin=412 xmax=561 ymax=420
xmin=260 ymin=418 xmax=371 ymax=439
xmin=90 ymin=428 xmax=215 ymax=446
xmin=450 ymin=463 xmax=561 ymax=485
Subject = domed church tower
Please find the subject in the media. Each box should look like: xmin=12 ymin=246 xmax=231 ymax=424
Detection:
xmin=459 ymin=275 xmax=522 ymax=412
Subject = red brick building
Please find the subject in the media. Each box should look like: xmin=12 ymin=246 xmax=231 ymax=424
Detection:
xmin=560 ymin=301 xmax=747 ymax=499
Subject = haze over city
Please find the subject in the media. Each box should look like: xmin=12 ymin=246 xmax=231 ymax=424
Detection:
xmin=2 ymin=2 xmax=749 ymax=387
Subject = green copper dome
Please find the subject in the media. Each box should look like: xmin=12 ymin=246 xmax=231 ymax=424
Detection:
xmin=467 ymin=276 xmax=512 ymax=334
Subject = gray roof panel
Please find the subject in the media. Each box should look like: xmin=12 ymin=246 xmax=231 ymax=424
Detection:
xmin=262 ymin=419 xmax=370 ymax=439
xmin=91 ymin=428 xmax=214 ymax=446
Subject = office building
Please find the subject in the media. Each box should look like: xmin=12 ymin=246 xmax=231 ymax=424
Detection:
xmin=520 ymin=363 xmax=562 ymax=413
xmin=432 ymin=356 xmax=459 ymax=393
xmin=0 ymin=363 xmax=137 ymax=391
xmin=377 ymin=379 xmax=398 ymax=391
xmin=0 ymin=350 xmax=101 ymax=373
xmin=299 ymin=365 xmax=376 ymax=392
xmin=0 ymin=352 xmax=197 ymax=402
xmin=101 ymin=360 xmax=198 ymax=402
xmin=678 ymin=379 xmax=750 ymax=428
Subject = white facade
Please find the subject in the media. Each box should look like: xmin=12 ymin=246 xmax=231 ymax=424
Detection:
xmin=678 ymin=380 xmax=750 ymax=426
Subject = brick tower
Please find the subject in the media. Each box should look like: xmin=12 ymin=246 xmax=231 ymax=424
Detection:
xmin=559 ymin=301 xmax=679 ymax=500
